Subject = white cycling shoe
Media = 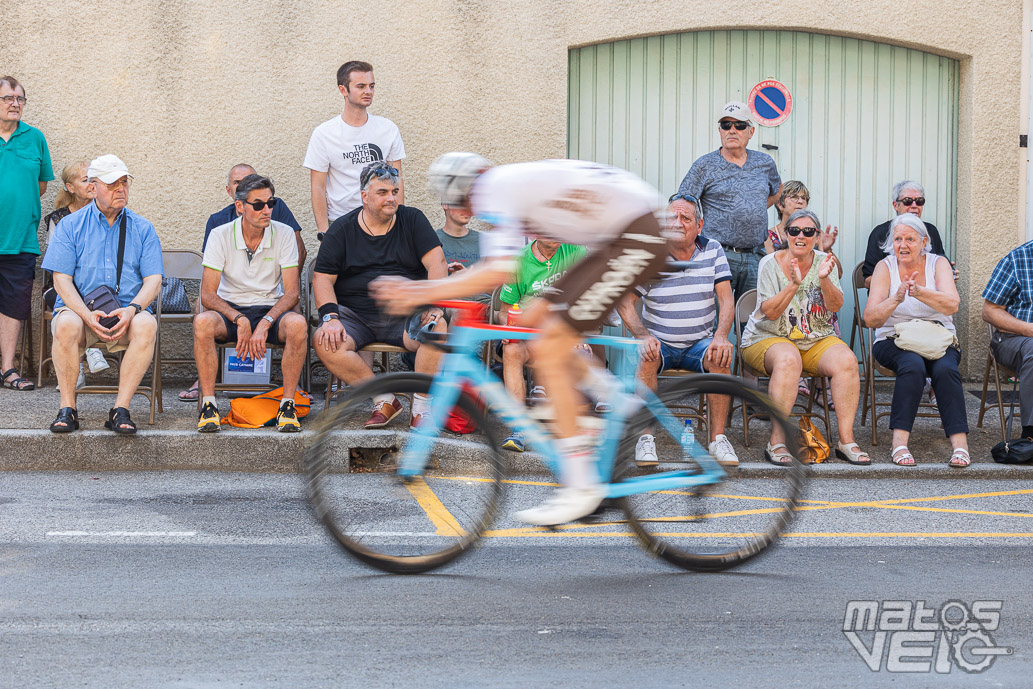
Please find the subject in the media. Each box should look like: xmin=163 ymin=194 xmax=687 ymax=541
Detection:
xmin=514 ymin=485 xmax=606 ymax=526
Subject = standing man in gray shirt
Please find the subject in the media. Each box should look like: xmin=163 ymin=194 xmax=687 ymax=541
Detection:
xmin=678 ymin=101 xmax=782 ymax=301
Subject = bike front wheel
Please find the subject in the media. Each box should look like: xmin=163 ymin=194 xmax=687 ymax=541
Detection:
xmin=615 ymin=374 xmax=808 ymax=572
xmin=304 ymin=373 xmax=505 ymax=574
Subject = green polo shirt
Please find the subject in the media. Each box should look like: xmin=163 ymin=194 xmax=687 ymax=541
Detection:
xmin=0 ymin=121 xmax=54 ymax=255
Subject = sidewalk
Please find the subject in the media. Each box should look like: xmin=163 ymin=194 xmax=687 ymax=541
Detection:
xmin=0 ymin=378 xmax=1026 ymax=477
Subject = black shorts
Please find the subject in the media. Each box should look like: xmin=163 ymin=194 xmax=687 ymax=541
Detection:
xmin=0 ymin=253 xmax=36 ymax=320
xmin=337 ymin=306 xmax=430 ymax=351
xmin=217 ymin=303 xmax=285 ymax=345
xmin=542 ymin=213 xmax=668 ymax=331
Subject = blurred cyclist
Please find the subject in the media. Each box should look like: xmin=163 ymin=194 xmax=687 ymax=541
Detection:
xmin=370 ymin=154 xmax=666 ymax=526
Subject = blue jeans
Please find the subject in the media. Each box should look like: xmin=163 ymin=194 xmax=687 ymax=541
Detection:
xmin=872 ymin=339 xmax=968 ymax=436
xmin=721 ymin=248 xmax=763 ymax=304
xmin=659 ymin=338 xmax=712 ymax=373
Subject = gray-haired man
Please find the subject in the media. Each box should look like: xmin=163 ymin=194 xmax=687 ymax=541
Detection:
xmin=677 ymin=101 xmax=782 ymax=300
xmin=862 ymin=180 xmax=948 ymax=288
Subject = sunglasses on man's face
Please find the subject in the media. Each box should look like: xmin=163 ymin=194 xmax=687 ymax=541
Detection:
xmin=719 ymin=121 xmax=750 ymax=131
xmin=785 ymin=225 xmax=818 ymax=237
xmin=897 ymin=196 xmax=926 ymax=207
xmin=241 ymin=197 xmax=279 ymax=211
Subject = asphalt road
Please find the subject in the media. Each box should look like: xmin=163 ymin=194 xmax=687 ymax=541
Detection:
xmin=1 ymin=472 xmax=1031 ymax=688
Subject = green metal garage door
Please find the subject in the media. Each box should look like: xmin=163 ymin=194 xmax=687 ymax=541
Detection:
xmin=568 ymin=30 xmax=959 ymax=343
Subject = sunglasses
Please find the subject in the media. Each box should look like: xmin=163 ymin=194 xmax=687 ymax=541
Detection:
xmin=897 ymin=196 xmax=926 ymax=207
xmin=241 ymin=197 xmax=279 ymax=211
xmin=719 ymin=121 xmax=750 ymax=131
xmin=360 ymin=163 xmax=400 ymax=188
xmin=785 ymin=225 xmax=818 ymax=237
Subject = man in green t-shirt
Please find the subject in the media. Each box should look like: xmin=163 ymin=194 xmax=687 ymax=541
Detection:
xmin=0 ymin=76 xmax=54 ymax=391
xmin=498 ymin=239 xmax=586 ymax=451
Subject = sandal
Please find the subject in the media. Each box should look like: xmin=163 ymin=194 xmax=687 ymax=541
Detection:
xmin=2 ymin=368 xmax=35 ymax=391
xmin=765 ymin=442 xmax=794 ymax=466
xmin=948 ymin=448 xmax=970 ymax=468
xmin=104 ymin=406 xmax=137 ymax=435
xmin=178 ymin=381 xmax=199 ymax=402
xmin=835 ymin=442 xmax=871 ymax=465
xmin=49 ymin=406 xmax=79 ymax=433
xmin=811 ymin=384 xmax=835 ymax=411
xmin=891 ymin=445 xmax=916 ymax=466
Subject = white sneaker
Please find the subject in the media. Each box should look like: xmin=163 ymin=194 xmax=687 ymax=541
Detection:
xmin=708 ymin=434 xmax=739 ymax=467
xmin=85 ymin=347 xmax=109 ymax=373
xmin=513 ymin=485 xmax=606 ymax=526
xmin=75 ymin=363 xmax=86 ymax=390
xmin=635 ymin=434 xmax=658 ymax=467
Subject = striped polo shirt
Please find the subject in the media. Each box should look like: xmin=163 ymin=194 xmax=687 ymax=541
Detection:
xmin=634 ymin=235 xmax=731 ymax=347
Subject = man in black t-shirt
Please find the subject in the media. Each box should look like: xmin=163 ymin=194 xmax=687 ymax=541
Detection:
xmin=312 ymin=162 xmax=448 ymax=428
xmin=861 ymin=180 xmax=950 ymax=288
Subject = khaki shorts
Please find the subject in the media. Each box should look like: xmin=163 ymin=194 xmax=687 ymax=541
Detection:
xmin=741 ymin=335 xmax=845 ymax=376
xmin=51 ymin=307 xmax=130 ymax=355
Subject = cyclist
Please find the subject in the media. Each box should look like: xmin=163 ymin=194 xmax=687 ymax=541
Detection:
xmin=370 ymin=154 xmax=667 ymax=526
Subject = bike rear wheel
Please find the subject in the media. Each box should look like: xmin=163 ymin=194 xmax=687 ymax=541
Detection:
xmin=304 ymin=373 xmax=504 ymax=574
xmin=615 ymin=374 xmax=807 ymax=572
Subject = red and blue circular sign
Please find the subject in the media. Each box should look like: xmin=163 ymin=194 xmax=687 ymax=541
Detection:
xmin=748 ymin=80 xmax=793 ymax=127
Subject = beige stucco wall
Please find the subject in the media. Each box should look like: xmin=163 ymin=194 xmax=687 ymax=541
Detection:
xmin=0 ymin=0 xmax=1022 ymax=376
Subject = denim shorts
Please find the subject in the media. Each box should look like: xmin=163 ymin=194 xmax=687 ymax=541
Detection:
xmin=659 ymin=337 xmax=712 ymax=373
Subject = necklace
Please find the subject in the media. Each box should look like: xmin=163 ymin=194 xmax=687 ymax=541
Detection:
xmin=359 ymin=210 xmax=394 ymax=236
xmin=532 ymin=242 xmax=553 ymax=268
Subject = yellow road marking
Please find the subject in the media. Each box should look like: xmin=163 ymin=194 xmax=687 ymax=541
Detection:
xmin=404 ymin=478 xmax=466 ymax=538
xmin=480 ymin=530 xmax=1033 ymax=539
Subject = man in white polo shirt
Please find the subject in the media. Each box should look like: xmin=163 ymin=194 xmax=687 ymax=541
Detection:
xmin=304 ymin=60 xmax=406 ymax=238
xmin=193 ymin=174 xmax=308 ymax=433
xmin=617 ymin=192 xmax=738 ymax=467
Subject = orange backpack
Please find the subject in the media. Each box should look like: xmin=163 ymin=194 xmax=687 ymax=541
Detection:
xmin=220 ymin=387 xmax=312 ymax=428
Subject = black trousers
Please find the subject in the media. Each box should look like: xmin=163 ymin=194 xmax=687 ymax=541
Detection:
xmin=871 ymin=339 xmax=968 ymax=437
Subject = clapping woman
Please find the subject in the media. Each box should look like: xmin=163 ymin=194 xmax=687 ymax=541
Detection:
xmin=863 ymin=214 xmax=968 ymax=467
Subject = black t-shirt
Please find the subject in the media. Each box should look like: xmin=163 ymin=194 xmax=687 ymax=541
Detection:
xmin=861 ymin=219 xmax=947 ymax=280
xmin=314 ymin=205 xmax=441 ymax=317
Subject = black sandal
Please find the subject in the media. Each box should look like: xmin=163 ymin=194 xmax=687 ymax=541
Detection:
xmin=104 ymin=406 xmax=137 ymax=435
xmin=2 ymin=368 xmax=35 ymax=391
xmin=50 ymin=407 xmax=79 ymax=433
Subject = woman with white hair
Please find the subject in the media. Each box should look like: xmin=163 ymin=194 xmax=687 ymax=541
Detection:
xmin=863 ymin=213 xmax=969 ymax=467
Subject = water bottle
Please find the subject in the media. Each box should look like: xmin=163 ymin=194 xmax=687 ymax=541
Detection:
xmin=502 ymin=303 xmax=521 ymax=345
xmin=681 ymin=420 xmax=695 ymax=457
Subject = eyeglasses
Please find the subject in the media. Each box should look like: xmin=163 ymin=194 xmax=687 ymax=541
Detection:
xmin=785 ymin=225 xmax=818 ymax=237
xmin=0 ymin=95 xmax=27 ymax=106
xmin=897 ymin=196 xmax=926 ymax=207
xmin=719 ymin=121 xmax=750 ymax=131
xmin=96 ymin=177 xmax=132 ymax=190
xmin=241 ymin=197 xmax=279 ymax=211
xmin=785 ymin=193 xmax=809 ymax=202
xmin=359 ymin=163 xmax=399 ymax=188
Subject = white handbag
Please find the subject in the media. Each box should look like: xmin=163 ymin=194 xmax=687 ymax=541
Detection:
xmin=892 ymin=319 xmax=957 ymax=359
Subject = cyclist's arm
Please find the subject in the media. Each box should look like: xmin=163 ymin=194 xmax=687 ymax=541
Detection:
xmin=371 ymin=259 xmax=514 ymax=315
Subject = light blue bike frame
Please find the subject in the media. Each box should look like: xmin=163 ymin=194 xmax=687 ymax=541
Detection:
xmin=397 ymin=318 xmax=727 ymax=499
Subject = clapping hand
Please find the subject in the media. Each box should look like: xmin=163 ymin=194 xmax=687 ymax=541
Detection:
xmin=817 ymin=253 xmax=837 ymax=280
xmin=789 ymin=258 xmax=805 ymax=285
xmin=903 ymin=271 xmax=921 ymax=298
xmin=820 ymin=225 xmax=838 ymax=252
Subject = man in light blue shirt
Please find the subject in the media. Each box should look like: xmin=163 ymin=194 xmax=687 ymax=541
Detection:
xmin=42 ymin=154 xmax=163 ymax=435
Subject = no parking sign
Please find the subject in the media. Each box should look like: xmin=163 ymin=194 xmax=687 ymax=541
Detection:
xmin=748 ymin=80 xmax=793 ymax=127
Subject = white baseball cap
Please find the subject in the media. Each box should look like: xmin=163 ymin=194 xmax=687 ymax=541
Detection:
xmin=87 ymin=154 xmax=134 ymax=184
xmin=718 ymin=101 xmax=754 ymax=127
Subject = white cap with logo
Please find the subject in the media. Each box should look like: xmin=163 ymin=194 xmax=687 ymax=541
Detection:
xmin=718 ymin=101 xmax=754 ymax=127
xmin=87 ymin=154 xmax=134 ymax=184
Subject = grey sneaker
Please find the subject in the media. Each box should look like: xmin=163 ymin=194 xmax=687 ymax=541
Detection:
xmin=635 ymin=434 xmax=658 ymax=467
xmin=75 ymin=363 xmax=86 ymax=390
xmin=85 ymin=347 xmax=109 ymax=373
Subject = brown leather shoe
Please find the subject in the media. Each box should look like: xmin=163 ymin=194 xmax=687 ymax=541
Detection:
xmin=365 ymin=397 xmax=403 ymax=428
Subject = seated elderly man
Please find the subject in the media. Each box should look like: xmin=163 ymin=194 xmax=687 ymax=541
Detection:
xmin=194 ymin=174 xmax=308 ymax=433
xmin=42 ymin=154 xmax=163 ymax=434
xmin=312 ymin=161 xmax=448 ymax=428
xmin=862 ymin=180 xmax=949 ymax=288
xmin=618 ymin=193 xmax=737 ymax=467
xmin=982 ymin=238 xmax=1033 ymax=442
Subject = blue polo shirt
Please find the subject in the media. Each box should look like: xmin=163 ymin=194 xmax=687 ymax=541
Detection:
xmin=203 ymin=199 xmax=302 ymax=251
xmin=42 ymin=202 xmax=164 ymax=310
xmin=0 ymin=121 xmax=55 ymax=255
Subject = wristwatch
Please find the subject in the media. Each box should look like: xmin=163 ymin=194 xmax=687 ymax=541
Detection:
xmin=262 ymin=315 xmax=275 ymax=325
xmin=322 ymin=313 xmax=340 ymax=323
xmin=129 ymin=303 xmax=142 ymax=314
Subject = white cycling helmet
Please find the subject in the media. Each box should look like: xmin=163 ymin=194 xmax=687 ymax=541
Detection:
xmin=427 ymin=152 xmax=492 ymax=207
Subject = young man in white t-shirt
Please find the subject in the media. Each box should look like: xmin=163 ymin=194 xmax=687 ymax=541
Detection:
xmin=304 ymin=61 xmax=406 ymax=238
